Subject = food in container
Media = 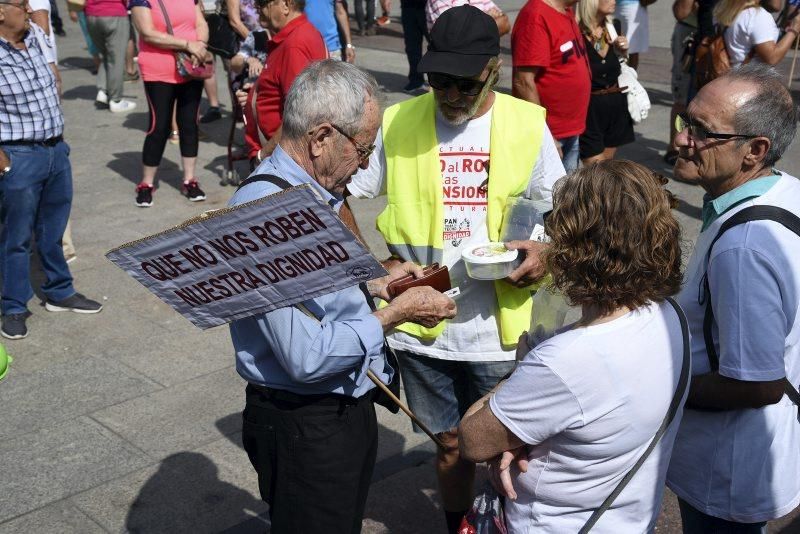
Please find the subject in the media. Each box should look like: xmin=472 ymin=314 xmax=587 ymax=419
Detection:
xmin=461 ymin=242 xmax=519 ymax=280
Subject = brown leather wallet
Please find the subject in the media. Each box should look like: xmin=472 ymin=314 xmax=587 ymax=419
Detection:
xmin=387 ymin=263 xmax=451 ymax=298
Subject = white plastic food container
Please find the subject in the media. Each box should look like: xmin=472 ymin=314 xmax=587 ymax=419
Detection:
xmin=461 ymin=243 xmax=519 ymax=280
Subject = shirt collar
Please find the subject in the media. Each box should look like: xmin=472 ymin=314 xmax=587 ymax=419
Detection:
xmin=0 ymin=28 xmax=36 ymax=51
xmin=267 ymin=145 xmax=341 ymax=209
xmin=701 ymin=173 xmax=781 ymax=231
xmin=268 ymin=14 xmax=308 ymax=48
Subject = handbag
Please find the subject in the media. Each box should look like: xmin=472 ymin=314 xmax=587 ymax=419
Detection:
xmin=606 ymin=22 xmax=651 ymax=124
xmin=206 ymin=5 xmax=239 ymax=59
xmin=154 ymin=0 xmax=215 ymax=80
xmin=578 ymin=296 xmax=690 ymax=533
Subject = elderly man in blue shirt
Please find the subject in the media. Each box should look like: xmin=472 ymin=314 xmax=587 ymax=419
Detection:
xmin=228 ymin=59 xmax=457 ymax=534
xmin=667 ymin=63 xmax=800 ymax=532
xmin=0 ymin=0 xmax=103 ymax=340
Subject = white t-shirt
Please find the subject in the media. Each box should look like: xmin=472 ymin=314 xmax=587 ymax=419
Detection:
xmin=29 ymin=0 xmax=57 ymax=63
xmin=667 ymin=174 xmax=800 ymax=523
xmin=724 ymin=7 xmax=778 ymax=67
xmin=490 ymin=301 xmax=687 ymax=532
xmin=348 ymin=103 xmax=565 ymax=361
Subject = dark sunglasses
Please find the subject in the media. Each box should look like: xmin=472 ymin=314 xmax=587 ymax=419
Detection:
xmin=675 ymin=113 xmax=759 ymax=142
xmin=330 ymin=123 xmax=375 ymax=162
xmin=427 ymin=72 xmax=491 ymax=96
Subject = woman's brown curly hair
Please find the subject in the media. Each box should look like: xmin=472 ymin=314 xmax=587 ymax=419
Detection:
xmin=544 ymin=160 xmax=683 ymax=316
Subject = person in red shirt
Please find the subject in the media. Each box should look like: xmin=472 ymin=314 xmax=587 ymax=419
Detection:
xmin=511 ymin=0 xmax=590 ymax=172
xmin=241 ymin=0 xmax=327 ymax=165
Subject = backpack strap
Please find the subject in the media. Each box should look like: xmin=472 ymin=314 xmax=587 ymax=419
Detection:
xmin=236 ymin=173 xmax=292 ymax=192
xmin=702 ymin=205 xmax=800 ymax=405
xmin=579 ymin=297 xmax=690 ymax=533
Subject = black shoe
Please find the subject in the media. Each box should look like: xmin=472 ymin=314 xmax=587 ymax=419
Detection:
xmin=182 ymin=179 xmax=207 ymax=202
xmin=199 ymin=106 xmax=222 ymax=123
xmin=1 ymin=312 xmax=30 ymax=339
xmin=55 ymin=28 xmax=66 ymax=37
xmin=136 ymin=183 xmax=154 ymax=207
xmin=45 ymin=293 xmax=103 ymax=314
xmin=365 ymin=26 xmax=377 ymax=36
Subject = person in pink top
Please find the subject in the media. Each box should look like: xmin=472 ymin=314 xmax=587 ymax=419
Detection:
xmin=129 ymin=0 xmax=209 ymax=207
xmin=86 ymin=0 xmax=136 ymax=112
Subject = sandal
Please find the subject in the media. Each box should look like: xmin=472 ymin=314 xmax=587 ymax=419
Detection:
xmin=168 ymin=130 xmax=179 ymax=144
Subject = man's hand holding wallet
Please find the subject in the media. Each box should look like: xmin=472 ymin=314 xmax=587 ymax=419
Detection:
xmin=368 ymin=260 xmax=458 ymax=332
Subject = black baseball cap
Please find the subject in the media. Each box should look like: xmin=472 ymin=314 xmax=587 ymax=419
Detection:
xmin=417 ymin=5 xmax=500 ymax=78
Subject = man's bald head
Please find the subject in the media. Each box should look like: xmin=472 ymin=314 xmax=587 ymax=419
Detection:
xmin=708 ymin=64 xmax=797 ymax=168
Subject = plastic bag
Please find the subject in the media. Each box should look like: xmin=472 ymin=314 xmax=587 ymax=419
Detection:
xmin=458 ymin=485 xmax=508 ymax=534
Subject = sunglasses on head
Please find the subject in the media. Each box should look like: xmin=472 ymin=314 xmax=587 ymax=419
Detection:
xmin=427 ymin=72 xmax=492 ymax=96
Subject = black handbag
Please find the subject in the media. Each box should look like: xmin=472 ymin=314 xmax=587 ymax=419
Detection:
xmin=206 ymin=3 xmax=239 ymax=59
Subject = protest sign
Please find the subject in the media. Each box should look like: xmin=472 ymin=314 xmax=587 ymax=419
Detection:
xmin=107 ymin=185 xmax=387 ymax=329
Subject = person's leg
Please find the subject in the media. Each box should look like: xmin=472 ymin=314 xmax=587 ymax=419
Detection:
xmin=86 ymin=16 xmax=109 ymax=100
xmin=365 ymin=0 xmax=375 ymax=30
xmin=678 ymin=499 xmax=767 ymax=534
xmin=241 ymin=385 xmax=379 ymax=533
xmin=200 ymin=58 xmax=222 ymax=123
xmin=401 ymin=5 xmax=425 ymax=89
xmin=35 ymin=141 xmax=76 ymax=304
xmin=0 ymin=146 xmax=52 ymax=315
xmin=50 ymin=0 xmax=64 ymax=35
xmin=141 ymin=81 xmax=177 ymax=186
xmin=175 ymin=80 xmax=204 ymax=182
xmin=61 ymin=219 xmax=76 ymax=262
xmin=558 ymin=135 xmax=580 ymax=173
xmin=354 ymin=0 xmax=365 ymax=31
xmin=106 ymin=17 xmax=130 ymax=103
xmin=76 ymin=11 xmax=101 ymax=74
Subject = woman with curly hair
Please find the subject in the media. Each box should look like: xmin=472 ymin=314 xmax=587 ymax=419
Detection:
xmin=459 ymin=160 xmax=687 ymax=532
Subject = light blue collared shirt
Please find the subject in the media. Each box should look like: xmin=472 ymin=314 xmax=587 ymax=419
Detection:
xmin=228 ymin=146 xmax=392 ymax=397
xmin=701 ymin=173 xmax=781 ymax=230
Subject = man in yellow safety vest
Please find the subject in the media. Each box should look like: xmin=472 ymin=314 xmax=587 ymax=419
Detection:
xmin=346 ymin=6 xmax=567 ymax=532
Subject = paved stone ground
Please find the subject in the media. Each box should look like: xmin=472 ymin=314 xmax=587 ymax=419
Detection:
xmin=2 ymin=0 xmax=800 ymax=532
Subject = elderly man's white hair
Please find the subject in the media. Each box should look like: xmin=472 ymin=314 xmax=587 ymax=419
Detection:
xmin=282 ymin=59 xmax=380 ymax=141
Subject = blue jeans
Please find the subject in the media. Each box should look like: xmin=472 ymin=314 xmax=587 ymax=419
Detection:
xmin=678 ymin=499 xmax=767 ymax=534
xmin=558 ymin=135 xmax=580 ymax=173
xmin=0 ymin=141 xmax=75 ymax=315
xmin=395 ymin=349 xmax=515 ymax=434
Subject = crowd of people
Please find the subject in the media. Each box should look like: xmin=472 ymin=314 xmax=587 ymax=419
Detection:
xmin=1 ymin=0 xmax=800 ymax=532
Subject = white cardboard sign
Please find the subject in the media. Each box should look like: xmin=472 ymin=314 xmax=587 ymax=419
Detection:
xmin=106 ymin=185 xmax=387 ymax=329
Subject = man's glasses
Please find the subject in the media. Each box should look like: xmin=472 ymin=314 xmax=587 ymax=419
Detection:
xmin=675 ymin=113 xmax=759 ymax=142
xmin=330 ymin=123 xmax=375 ymax=162
xmin=427 ymin=72 xmax=491 ymax=96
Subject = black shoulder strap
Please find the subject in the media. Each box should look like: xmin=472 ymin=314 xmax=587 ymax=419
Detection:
xmin=579 ymin=297 xmax=690 ymax=533
xmin=702 ymin=205 xmax=800 ymax=406
xmin=236 ymin=173 xmax=292 ymax=192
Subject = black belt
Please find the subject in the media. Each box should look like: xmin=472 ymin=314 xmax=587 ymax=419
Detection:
xmin=247 ymin=382 xmax=375 ymax=407
xmin=1 ymin=135 xmax=63 ymax=147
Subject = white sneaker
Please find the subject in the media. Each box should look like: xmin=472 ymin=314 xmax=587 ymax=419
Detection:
xmin=109 ymin=99 xmax=137 ymax=113
xmin=96 ymin=89 xmax=108 ymax=105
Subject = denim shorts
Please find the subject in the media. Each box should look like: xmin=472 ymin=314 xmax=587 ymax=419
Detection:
xmin=395 ymin=350 xmax=515 ymax=435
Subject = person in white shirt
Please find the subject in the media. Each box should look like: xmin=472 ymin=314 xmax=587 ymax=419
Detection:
xmin=715 ymin=0 xmax=800 ymax=67
xmin=459 ymin=160 xmax=687 ymax=533
xmin=347 ymin=8 xmax=565 ymax=532
xmin=666 ymin=63 xmax=800 ymax=532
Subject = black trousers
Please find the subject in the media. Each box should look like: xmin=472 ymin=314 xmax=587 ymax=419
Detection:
xmin=401 ymin=4 xmax=428 ymax=86
xmin=354 ymin=0 xmax=375 ymax=31
xmin=242 ymin=384 xmax=378 ymax=534
xmin=142 ymin=80 xmax=203 ymax=167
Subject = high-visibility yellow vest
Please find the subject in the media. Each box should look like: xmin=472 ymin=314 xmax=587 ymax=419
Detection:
xmin=377 ymin=91 xmax=546 ymax=347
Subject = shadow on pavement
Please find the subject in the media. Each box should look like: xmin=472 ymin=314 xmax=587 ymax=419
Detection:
xmin=108 ymin=151 xmax=185 ymax=191
xmin=125 ymin=452 xmax=269 ymax=534
xmin=61 ymin=84 xmax=98 ymax=102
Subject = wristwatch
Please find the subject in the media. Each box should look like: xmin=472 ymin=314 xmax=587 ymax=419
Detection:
xmin=345 ymin=43 xmax=355 ymax=50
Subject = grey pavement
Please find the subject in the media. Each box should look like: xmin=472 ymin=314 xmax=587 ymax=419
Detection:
xmin=1 ymin=1 xmax=800 ymax=532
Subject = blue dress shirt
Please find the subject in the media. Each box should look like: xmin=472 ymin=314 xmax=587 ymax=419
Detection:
xmin=228 ymin=146 xmax=393 ymax=397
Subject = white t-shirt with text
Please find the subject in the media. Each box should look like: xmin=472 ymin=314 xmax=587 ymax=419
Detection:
xmin=348 ymin=104 xmax=565 ymax=361
xmin=491 ymin=301 xmax=687 ymax=532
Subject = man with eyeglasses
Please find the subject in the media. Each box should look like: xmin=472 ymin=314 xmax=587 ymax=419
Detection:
xmin=228 ymin=59 xmax=457 ymax=532
xmin=666 ymin=63 xmax=800 ymax=532
xmin=0 ymin=0 xmax=103 ymax=340
xmin=347 ymin=6 xmax=565 ymax=532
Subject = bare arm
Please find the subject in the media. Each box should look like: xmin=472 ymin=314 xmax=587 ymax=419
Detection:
xmin=335 ymin=0 xmax=355 ymax=62
xmin=459 ymin=391 xmax=525 ymax=463
xmin=226 ymin=0 xmax=250 ymax=39
xmin=752 ymin=20 xmax=800 ymax=64
xmin=31 ymin=9 xmax=50 ymax=35
xmin=195 ymin=3 xmax=210 ymax=43
xmin=688 ymin=373 xmax=786 ymax=410
xmin=494 ymin=13 xmax=511 ymax=36
xmin=131 ymin=6 xmax=208 ymax=59
xmin=672 ymin=0 xmax=695 ymax=20
xmin=511 ymin=66 xmax=541 ymax=105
